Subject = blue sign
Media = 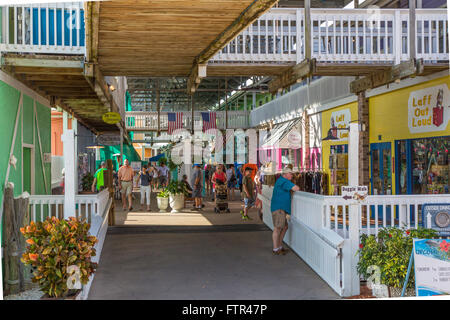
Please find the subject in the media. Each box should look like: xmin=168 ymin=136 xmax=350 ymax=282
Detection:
xmin=422 ymin=204 xmax=450 ymax=236
xmin=413 ymin=239 xmax=450 ymax=296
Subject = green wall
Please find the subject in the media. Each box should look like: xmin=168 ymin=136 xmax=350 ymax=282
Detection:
xmin=0 ymin=79 xmax=51 ymax=238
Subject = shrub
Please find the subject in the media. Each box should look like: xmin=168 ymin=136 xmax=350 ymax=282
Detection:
xmin=357 ymin=227 xmax=438 ymax=289
xmin=157 ymin=188 xmax=170 ymax=198
xmin=20 ymin=217 xmax=98 ymax=298
xmin=166 ymin=180 xmax=186 ymax=195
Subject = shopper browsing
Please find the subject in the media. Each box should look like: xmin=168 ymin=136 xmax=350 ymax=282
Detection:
xmin=270 ymin=167 xmax=300 ymax=255
xmin=241 ymin=166 xmax=255 ymax=220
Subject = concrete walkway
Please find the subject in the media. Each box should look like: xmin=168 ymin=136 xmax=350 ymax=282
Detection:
xmin=88 ymin=224 xmax=339 ymax=300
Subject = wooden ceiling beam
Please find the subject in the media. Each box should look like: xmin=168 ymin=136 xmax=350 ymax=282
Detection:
xmin=268 ymin=58 xmax=316 ymax=94
xmin=349 ymin=59 xmax=424 ymax=94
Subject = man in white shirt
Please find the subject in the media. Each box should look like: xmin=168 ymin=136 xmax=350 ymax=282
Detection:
xmin=157 ymin=163 xmax=170 ymax=189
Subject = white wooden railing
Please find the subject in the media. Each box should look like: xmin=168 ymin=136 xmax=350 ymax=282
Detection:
xmin=211 ymin=8 xmax=449 ymax=64
xmin=260 ymin=186 xmax=450 ymax=296
xmin=28 ymin=189 xmax=110 ymax=224
xmin=0 ymin=2 xmax=85 ymax=54
xmin=322 ymin=194 xmax=450 ymax=239
xmin=125 ymin=111 xmax=250 ymax=131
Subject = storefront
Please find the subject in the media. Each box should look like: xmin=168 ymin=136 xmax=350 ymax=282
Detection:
xmin=369 ymin=75 xmax=449 ymax=196
xmin=321 ymin=102 xmax=358 ymax=195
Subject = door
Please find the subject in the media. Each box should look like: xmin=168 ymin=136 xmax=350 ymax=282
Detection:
xmin=370 ymin=143 xmax=393 ymax=223
xmin=370 ymin=142 xmax=392 ymax=195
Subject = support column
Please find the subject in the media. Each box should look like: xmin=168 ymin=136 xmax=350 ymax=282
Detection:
xmin=302 ymin=110 xmax=310 ymax=170
xmin=61 ymin=129 xmax=76 ymax=218
xmin=347 ymin=122 xmax=361 ymax=297
xmin=252 ymin=92 xmax=256 ymax=110
xmin=304 ymin=0 xmax=311 ymax=60
xmin=358 ymin=91 xmax=370 ymax=187
xmin=156 ymin=79 xmax=161 ymax=136
xmin=120 ymin=126 xmax=124 ymax=165
xmin=225 ymin=78 xmax=228 ymax=129
xmin=409 ymin=0 xmax=416 ymax=60
xmin=191 ymin=93 xmax=194 ymax=134
xmin=106 ymin=159 xmax=115 ymax=226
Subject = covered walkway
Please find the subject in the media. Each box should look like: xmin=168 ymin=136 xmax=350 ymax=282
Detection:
xmin=88 ymin=223 xmax=339 ymax=300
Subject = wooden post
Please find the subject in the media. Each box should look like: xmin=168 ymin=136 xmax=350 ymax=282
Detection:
xmin=304 ymin=0 xmax=311 ymax=60
xmin=357 ymin=91 xmax=370 ymax=187
xmin=106 ymin=159 xmax=115 ymax=226
xmin=302 ymin=110 xmax=310 ymax=170
xmin=3 ymin=184 xmax=29 ymax=295
xmin=409 ymin=0 xmax=416 ymax=60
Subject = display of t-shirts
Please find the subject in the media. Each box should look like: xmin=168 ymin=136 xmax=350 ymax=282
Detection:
xmin=293 ymin=171 xmax=329 ymax=195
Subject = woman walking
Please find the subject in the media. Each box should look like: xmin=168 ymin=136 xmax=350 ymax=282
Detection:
xmin=211 ymin=164 xmax=227 ymax=201
xmin=254 ymin=169 xmax=263 ymax=220
xmin=139 ymin=165 xmax=152 ymax=211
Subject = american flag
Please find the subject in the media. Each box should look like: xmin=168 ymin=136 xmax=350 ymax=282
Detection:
xmin=167 ymin=112 xmax=183 ymax=135
xmin=201 ymin=112 xmax=217 ymax=132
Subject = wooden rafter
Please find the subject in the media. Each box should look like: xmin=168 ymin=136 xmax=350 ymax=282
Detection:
xmin=268 ymin=59 xmax=316 ymax=94
xmin=349 ymin=59 xmax=424 ymax=94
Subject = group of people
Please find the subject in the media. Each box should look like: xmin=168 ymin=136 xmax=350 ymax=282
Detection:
xmin=90 ymin=159 xmax=171 ymax=211
xmin=91 ymin=159 xmax=300 ymax=256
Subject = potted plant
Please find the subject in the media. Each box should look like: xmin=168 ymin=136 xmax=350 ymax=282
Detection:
xmin=166 ymin=180 xmax=185 ymax=213
xmin=156 ymin=188 xmax=170 ymax=212
xmin=357 ymin=226 xmax=438 ymax=297
xmin=80 ymin=172 xmax=95 ymax=194
xmin=20 ymin=217 xmax=98 ymax=299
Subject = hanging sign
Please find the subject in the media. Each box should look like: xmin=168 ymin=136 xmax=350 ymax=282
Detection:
xmin=97 ymin=133 xmax=121 ymax=146
xmin=413 ymin=238 xmax=450 ymax=296
xmin=329 ymin=109 xmax=351 ymax=141
xmin=341 ymin=185 xmax=368 ymax=204
xmin=102 ymin=112 xmax=121 ymax=124
xmin=408 ymin=84 xmax=450 ymax=134
xmin=43 ymin=153 xmax=52 ymax=164
xmin=287 ymin=131 xmax=302 ymax=149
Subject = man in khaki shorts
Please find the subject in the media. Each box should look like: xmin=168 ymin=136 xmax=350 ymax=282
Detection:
xmin=118 ymin=159 xmax=134 ymax=211
xmin=270 ymin=167 xmax=300 ymax=255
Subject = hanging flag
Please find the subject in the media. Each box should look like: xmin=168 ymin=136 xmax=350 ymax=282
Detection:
xmin=201 ymin=112 xmax=217 ymax=132
xmin=167 ymin=112 xmax=183 ymax=135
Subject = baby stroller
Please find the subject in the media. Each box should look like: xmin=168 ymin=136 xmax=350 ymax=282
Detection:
xmin=214 ymin=180 xmax=230 ymax=213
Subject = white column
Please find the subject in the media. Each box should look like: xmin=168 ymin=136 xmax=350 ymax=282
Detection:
xmin=61 ymin=129 xmax=76 ymax=218
xmin=347 ymin=122 xmax=360 ymax=296
xmin=72 ymin=117 xmax=78 ymax=192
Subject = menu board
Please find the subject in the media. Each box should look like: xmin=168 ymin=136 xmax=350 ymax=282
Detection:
xmin=413 ymin=239 xmax=450 ymax=296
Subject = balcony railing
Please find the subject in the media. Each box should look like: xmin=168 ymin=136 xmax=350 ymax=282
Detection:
xmin=210 ymin=8 xmax=449 ymax=64
xmin=0 ymin=2 xmax=85 ymax=54
xmin=125 ymin=111 xmax=250 ymax=131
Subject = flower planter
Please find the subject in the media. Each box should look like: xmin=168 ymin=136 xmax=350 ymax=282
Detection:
xmin=41 ymin=289 xmax=82 ymax=300
xmin=157 ymin=196 xmax=169 ymax=212
xmin=169 ymin=193 xmax=185 ymax=213
xmin=388 ymin=286 xmax=415 ymax=298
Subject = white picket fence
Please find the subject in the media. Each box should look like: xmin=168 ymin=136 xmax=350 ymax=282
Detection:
xmin=259 ymin=186 xmax=450 ymax=297
xmin=28 ymin=189 xmax=110 ymax=224
xmin=211 ymin=8 xmax=449 ymax=64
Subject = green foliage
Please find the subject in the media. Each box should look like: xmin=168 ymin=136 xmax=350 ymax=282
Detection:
xmin=157 ymin=157 xmax=167 ymax=167
xmin=157 ymin=188 xmax=170 ymax=198
xmin=81 ymin=172 xmax=94 ymax=191
xmin=357 ymin=227 xmax=438 ymax=288
xmin=167 ymin=158 xmax=178 ymax=171
xmin=20 ymin=217 xmax=98 ymax=298
xmin=166 ymin=180 xmax=186 ymax=195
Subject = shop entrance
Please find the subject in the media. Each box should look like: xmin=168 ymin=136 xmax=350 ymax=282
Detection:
xmin=370 ymin=142 xmax=393 ymax=222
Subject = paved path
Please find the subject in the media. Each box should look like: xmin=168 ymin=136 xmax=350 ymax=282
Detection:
xmin=88 ymin=224 xmax=339 ymax=300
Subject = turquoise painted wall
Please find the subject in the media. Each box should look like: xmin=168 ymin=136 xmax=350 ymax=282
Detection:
xmin=0 ymin=79 xmax=51 ymax=241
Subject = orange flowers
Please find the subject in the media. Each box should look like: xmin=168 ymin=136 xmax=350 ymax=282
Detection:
xmin=29 ymin=253 xmax=38 ymax=261
xmin=26 ymin=238 xmax=35 ymax=245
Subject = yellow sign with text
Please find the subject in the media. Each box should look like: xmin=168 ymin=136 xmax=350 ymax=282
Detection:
xmin=102 ymin=112 xmax=121 ymax=124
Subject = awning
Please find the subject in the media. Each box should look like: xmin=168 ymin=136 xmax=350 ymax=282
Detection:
xmin=260 ymin=119 xmax=302 ymax=149
xmin=148 ymin=153 xmax=166 ymax=162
